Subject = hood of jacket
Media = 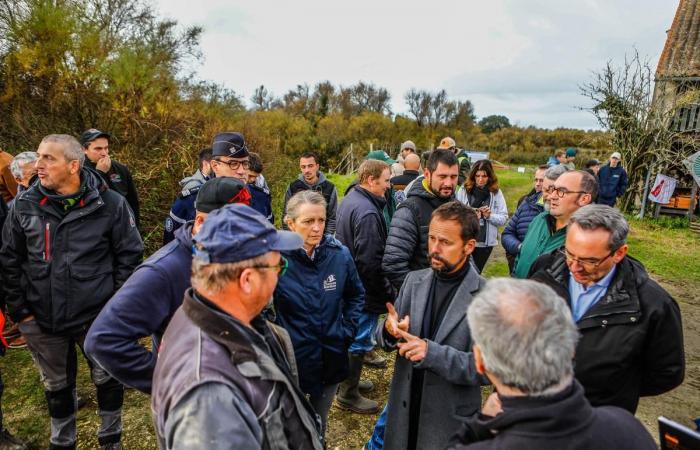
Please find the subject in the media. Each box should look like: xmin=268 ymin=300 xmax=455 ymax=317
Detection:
xmin=24 ymin=166 xmax=107 ymax=209
xmin=297 ymin=171 xmax=328 ymax=189
xmin=406 ymin=176 xmax=454 ymax=203
xmin=179 ymin=170 xmax=208 ymax=193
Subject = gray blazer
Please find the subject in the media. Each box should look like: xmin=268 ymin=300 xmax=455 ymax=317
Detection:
xmin=376 ymin=267 xmax=487 ymax=450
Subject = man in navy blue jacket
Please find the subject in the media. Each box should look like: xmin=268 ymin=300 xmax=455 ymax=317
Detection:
xmin=596 ymin=152 xmax=628 ymax=207
xmin=85 ymin=177 xmax=251 ymax=394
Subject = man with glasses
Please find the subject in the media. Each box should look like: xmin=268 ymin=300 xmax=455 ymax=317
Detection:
xmin=85 ymin=177 xmax=251 ymax=394
xmin=512 ymin=170 xmax=595 ymax=278
xmin=152 ymin=204 xmax=323 ymax=449
xmin=528 ymin=205 xmax=684 ymax=413
xmin=163 ymin=132 xmax=251 ymax=244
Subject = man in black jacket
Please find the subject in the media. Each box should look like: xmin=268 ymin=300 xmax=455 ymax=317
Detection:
xmin=0 ymin=134 xmax=143 ymax=450
xmin=283 ymin=152 xmax=338 ymax=234
xmin=446 ymin=278 xmax=657 ymax=450
xmin=336 ymin=159 xmax=394 ymax=413
xmin=382 ymin=149 xmax=459 ymax=291
xmin=80 ymin=129 xmax=141 ymax=228
xmin=528 ymin=204 xmax=684 ymax=413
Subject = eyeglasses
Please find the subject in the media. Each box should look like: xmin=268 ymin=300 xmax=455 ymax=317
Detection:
xmin=559 ymin=248 xmax=614 ymax=271
xmin=252 ymin=256 xmax=288 ymax=276
xmin=551 ymin=187 xmax=587 ymax=198
xmin=213 ymin=158 xmax=250 ymax=171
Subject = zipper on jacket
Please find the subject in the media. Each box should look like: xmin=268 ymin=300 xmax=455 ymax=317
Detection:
xmin=44 ymin=222 xmax=50 ymax=261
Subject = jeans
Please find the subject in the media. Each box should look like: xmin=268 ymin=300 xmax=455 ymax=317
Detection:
xmin=348 ymin=312 xmax=379 ymax=354
xmin=366 ymin=405 xmax=388 ymax=450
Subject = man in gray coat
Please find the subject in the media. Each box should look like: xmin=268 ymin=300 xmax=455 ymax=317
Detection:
xmin=376 ymin=201 xmax=486 ymax=450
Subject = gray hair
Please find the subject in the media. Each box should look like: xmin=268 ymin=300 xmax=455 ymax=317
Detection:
xmin=191 ymin=255 xmax=267 ymax=294
xmin=284 ymin=190 xmax=327 ymax=223
xmin=10 ymin=151 xmax=38 ymax=179
xmin=40 ymin=134 xmax=85 ymax=167
xmin=544 ymin=164 xmax=569 ymax=180
xmin=569 ymin=204 xmax=629 ymax=251
xmin=578 ymin=170 xmax=598 ymax=200
xmin=467 ymin=278 xmax=579 ymax=395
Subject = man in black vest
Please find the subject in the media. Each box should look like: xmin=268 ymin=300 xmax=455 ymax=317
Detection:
xmin=152 ymin=204 xmax=323 ymax=450
xmin=80 ymin=129 xmax=141 ymax=228
xmin=283 ymin=152 xmax=338 ymax=234
xmin=382 ymin=149 xmax=459 ymax=291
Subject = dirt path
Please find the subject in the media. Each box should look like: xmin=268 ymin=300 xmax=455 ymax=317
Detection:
xmin=326 ymin=245 xmax=700 ymax=449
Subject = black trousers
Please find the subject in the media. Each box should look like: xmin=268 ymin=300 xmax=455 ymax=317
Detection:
xmin=472 ymin=246 xmax=494 ymax=273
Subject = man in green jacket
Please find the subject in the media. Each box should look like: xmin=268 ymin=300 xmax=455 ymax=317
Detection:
xmin=513 ymin=170 xmax=596 ymax=278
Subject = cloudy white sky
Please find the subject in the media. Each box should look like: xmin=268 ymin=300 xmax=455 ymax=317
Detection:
xmin=154 ymin=0 xmax=678 ymax=129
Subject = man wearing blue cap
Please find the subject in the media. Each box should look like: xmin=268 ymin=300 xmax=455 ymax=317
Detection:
xmin=85 ymin=177 xmax=251 ymax=394
xmin=151 ymin=204 xmax=323 ymax=450
xmin=163 ymin=132 xmax=251 ymax=245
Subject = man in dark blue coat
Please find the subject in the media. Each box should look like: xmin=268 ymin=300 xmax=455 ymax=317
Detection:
xmin=336 ymin=159 xmax=395 ymax=413
xmin=596 ymin=152 xmax=628 ymax=207
xmin=246 ymin=152 xmax=274 ymax=223
xmin=85 ymin=177 xmax=251 ymax=394
xmin=501 ymin=165 xmax=548 ymax=272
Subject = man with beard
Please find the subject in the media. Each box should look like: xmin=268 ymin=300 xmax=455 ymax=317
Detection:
xmin=375 ymin=201 xmax=485 ymax=450
xmin=382 ymin=149 xmax=459 ymax=291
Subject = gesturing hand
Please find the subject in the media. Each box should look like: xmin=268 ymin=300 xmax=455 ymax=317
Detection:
xmin=396 ymin=328 xmax=427 ymax=363
xmin=385 ymin=302 xmax=409 ymax=338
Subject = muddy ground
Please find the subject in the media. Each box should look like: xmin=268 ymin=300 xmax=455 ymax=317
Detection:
xmin=325 ymin=245 xmax=700 ymax=449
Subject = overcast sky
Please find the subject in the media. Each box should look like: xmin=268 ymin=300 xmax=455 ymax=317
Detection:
xmin=154 ymin=0 xmax=678 ymax=130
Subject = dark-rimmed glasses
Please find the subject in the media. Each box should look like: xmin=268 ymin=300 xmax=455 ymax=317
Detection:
xmin=253 ymin=256 xmax=288 ymax=276
xmin=551 ymin=187 xmax=587 ymax=198
xmin=213 ymin=158 xmax=250 ymax=171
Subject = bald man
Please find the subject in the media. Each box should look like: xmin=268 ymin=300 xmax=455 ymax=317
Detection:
xmin=390 ymin=153 xmax=421 ymax=192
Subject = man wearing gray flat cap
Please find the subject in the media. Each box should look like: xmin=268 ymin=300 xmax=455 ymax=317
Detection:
xmin=151 ymin=204 xmax=323 ymax=450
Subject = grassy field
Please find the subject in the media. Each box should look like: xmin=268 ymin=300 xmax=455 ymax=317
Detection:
xmin=2 ymin=167 xmax=697 ymax=449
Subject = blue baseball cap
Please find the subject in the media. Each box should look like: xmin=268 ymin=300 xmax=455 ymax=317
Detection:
xmin=193 ymin=204 xmax=302 ymax=264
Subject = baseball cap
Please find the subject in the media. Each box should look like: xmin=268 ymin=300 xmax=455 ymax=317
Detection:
xmin=565 ymin=148 xmax=578 ymax=157
xmin=211 ymin=132 xmax=249 ymax=158
xmin=611 ymin=152 xmax=622 ymax=160
xmin=193 ymin=204 xmax=302 ymax=264
xmin=79 ymin=129 xmax=111 ymax=146
xmin=195 ymin=177 xmax=251 ymax=213
xmin=366 ymin=150 xmax=396 ymax=164
xmin=401 ymin=140 xmax=416 ymax=152
xmin=437 ymin=137 xmax=456 ymax=150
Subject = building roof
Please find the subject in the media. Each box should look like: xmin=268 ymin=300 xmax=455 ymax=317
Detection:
xmin=656 ymin=0 xmax=700 ymax=79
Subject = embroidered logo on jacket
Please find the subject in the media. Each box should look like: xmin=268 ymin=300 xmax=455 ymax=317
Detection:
xmin=323 ymin=274 xmax=337 ymax=291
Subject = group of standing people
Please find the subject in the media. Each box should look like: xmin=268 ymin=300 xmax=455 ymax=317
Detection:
xmin=0 ymin=131 xmax=686 ymax=450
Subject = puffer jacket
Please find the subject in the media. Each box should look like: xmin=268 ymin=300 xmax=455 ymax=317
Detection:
xmin=529 ymin=253 xmax=685 ymax=413
xmin=382 ymin=179 xmax=454 ymax=290
xmin=501 ymin=191 xmax=544 ymax=255
xmin=273 ymin=235 xmax=364 ymax=396
xmin=455 ymin=187 xmax=508 ymax=247
xmin=0 ymin=168 xmax=143 ymax=333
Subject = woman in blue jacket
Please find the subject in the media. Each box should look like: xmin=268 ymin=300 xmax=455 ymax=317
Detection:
xmin=274 ymin=190 xmax=364 ymax=435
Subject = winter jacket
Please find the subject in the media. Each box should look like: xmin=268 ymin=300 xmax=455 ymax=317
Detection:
xmin=455 ymin=187 xmax=508 ymax=247
xmin=0 ymin=150 xmax=18 ymax=204
xmin=529 ymin=253 xmax=685 ymax=413
xmin=163 ymin=170 xmax=208 ymax=245
xmin=85 ymin=158 xmax=140 ymax=228
xmin=0 ymin=200 xmax=7 ymax=311
xmin=336 ymin=186 xmax=395 ymax=313
xmin=382 ymin=179 xmax=454 ymax=291
xmin=249 ymin=182 xmax=274 ymax=223
xmin=0 ymin=168 xmax=143 ymax=333
xmin=597 ymin=164 xmax=628 ymax=205
xmin=85 ymin=222 xmax=194 ymax=394
xmin=501 ymin=191 xmax=544 ymax=256
xmin=390 ymin=170 xmax=420 ymax=191
xmin=273 ymin=235 xmax=364 ymax=396
xmin=511 ymin=212 xmax=566 ymax=279
xmin=344 ymin=181 xmax=396 ymax=227
xmin=283 ymin=172 xmax=338 ymax=234
xmin=152 ymin=290 xmax=323 ymax=450
xmin=446 ymin=381 xmax=657 ymax=450
xmin=454 ymin=150 xmax=472 ymax=185
xmin=547 ymin=155 xmax=560 ymax=166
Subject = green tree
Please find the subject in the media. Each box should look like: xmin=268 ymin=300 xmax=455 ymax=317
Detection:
xmin=478 ymin=115 xmax=512 ymax=133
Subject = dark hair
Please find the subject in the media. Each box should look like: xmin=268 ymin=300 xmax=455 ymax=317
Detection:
xmin=578 ymin=170 xmax=598 ymax=200
xmin=584 ymin=159 xmax=600 ymax=169
xmin=426 ymin=149 xmax=458 ymax=173
xmin=537 ymin=164 xmax=550 ymax=171
xmin=300 ymin=152 xmax=319 ymax=165
xmin=248 ymin=152 xmax=263 ymax=173
xmin=432 ymin=201 xmax=480 ymax=243
xmin=465 ymin=159 xmax=499 ymax=193
xmin=198 ymin=148 xmax=213 ymax=171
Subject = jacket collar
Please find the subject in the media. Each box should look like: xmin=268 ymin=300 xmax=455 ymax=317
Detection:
xmin=353 ymin=185 xmax=387 ymax=211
